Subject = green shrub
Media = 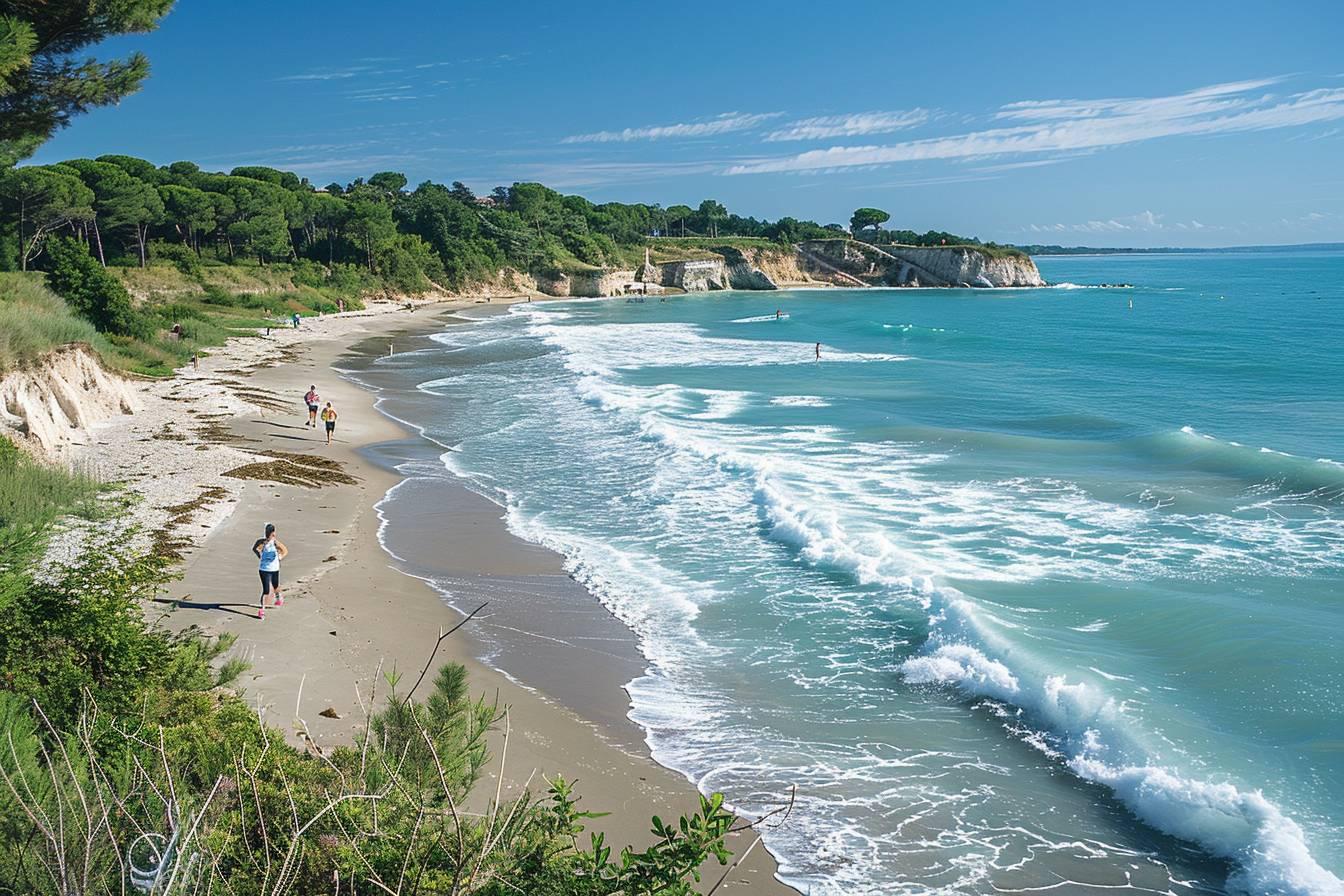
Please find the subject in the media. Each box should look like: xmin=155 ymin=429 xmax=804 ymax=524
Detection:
xmin=199 ymin=283 xmax=236 ymax=306
xmin=44 ymin=238 xmax=148 ymax=338
xmin=150 ymin=240 xmax=204 ymax=277
xmin=290 ymin=257 xmax=328 ymax=289
xmin=326 ymin=262 xmax=377 ymax=295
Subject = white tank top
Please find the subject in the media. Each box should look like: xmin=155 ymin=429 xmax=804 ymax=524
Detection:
xmin=259 ymin=538 xmax=280 ymax=571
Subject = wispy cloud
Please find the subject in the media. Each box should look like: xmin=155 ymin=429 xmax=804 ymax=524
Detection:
xmin=726 ymin=79 xmax=1344 ymax=175
xmin=1026 ymin=210 xmax=1213 ymax=234
xmin=277 ymin=69 xmax=366 ymax=82
xmin=850 ymin=172 xmax=1001 ymax=190
xmin=765 ymin=109 xmax=930 ymax=141
xmin=971 ymin=154 xmax=1091 ymax=173
xmin=344 ymin=84 xmax=421 ymax=102
xmin=512 ymin=159 xmax=729 ymax=188
xmin=561 ymin=112 xmax=781 ymax=144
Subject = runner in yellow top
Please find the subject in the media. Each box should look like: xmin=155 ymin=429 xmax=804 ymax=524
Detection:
xmin=320 ymin=401 xmax=338 ymax=446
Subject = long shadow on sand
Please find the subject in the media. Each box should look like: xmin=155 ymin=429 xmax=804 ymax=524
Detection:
xmin=152 ymin=596 xmax=259 ymax=619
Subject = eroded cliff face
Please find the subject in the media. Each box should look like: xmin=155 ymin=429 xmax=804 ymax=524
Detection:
xmin=642 ymin=247 xmax=821 ymax=293
xmin=738 ymin=247 xmax=817 ymax=287
xmin=464 ymin=241 xmax=1041 ymax=299
xmin=1 ymin=346 xmax=139 ymax=459
xmin=881 ymin=246 xmax=1044 ymax=287
xmin=534 ymin=269 xmax=641 ymax=297
xmin=799 ymin=240 xmax=1044 ymax=288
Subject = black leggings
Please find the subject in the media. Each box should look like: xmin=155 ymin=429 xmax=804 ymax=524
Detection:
xmin=259 ymin=569 xmax=280 ymax=593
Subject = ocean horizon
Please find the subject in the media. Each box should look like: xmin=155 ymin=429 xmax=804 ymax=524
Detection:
xmin=359 ymin=246 xmax=1344 ymax=895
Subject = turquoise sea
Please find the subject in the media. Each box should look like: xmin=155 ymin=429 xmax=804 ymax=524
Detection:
xmin=362 ymin=248 xmax=1344 ymax=895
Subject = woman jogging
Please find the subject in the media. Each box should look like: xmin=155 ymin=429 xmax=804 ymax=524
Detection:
xmin=304 ymin=385 xmax=320 ymax=427
xmin=252 ymin=523 xmax=288 ymax=619
xmin=320 ymin=401 xmax=338 ymax=446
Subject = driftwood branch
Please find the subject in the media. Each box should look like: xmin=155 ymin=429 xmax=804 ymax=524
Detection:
xmin=401 ymin=602 xmax=488 ymax=705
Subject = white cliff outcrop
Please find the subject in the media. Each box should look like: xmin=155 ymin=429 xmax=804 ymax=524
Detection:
xmin=1 ymin=346 xmax=139 ymax=459
xmin=524 ymin=241 xmax=1044 ymax=298
xmin=800 ymin=239 xmax=1045 ymax=288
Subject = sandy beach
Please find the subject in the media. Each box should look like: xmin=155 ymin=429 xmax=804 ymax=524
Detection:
xmin=71 ymin=297 xmax=793 ymax=894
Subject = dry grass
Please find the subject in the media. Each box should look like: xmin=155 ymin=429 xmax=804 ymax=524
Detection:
xmin=0 ymin=273 xmax=101 ymax=372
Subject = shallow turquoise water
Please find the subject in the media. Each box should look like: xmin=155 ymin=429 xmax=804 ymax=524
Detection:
xmin=370 ymin=249 xmax=1344 ymax=895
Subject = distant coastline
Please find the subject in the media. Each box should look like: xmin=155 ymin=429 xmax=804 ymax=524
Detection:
xmin=1023 ymin=241 xmax=1344 ymax=256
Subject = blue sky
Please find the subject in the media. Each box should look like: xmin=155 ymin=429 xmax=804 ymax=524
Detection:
xmin=31 ymin=0 xmax=1344 ymax=247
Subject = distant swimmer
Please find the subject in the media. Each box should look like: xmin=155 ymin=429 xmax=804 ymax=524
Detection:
xmin=815 ymin=342 xmax=821 ymax=361
xmin=776 ymin=309 xmax=782 ymax=319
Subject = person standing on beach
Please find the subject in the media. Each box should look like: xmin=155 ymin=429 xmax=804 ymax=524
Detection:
xmin=320 ymin=401 xmax=338 ymax=446
xmin=252 ymin=523 xmax=287 ymax=619
xmin=304 ymin=385 xmax=320 ymax=427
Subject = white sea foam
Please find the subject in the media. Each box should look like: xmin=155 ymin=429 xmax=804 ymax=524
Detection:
xmin=421 ymin=303 xmax=1344 ymax=895
xmin=900 ymin=615 xmax=1343 ymax=896
xmin=531 ymin=319 xmax=906 ymax=376
xmin=713 ymin=423 xmax=1344 ymax=893
xmin=770 ymin=395 xmax=831 ymax=408
xmin=1072 ymin=620 xmax=1110 ymax=632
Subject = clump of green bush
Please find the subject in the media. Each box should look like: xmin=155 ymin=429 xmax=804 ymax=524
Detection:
xmin=44 ymin=237 xmax=148 ymax=338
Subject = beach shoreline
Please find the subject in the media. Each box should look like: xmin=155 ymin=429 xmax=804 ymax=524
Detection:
xmin=75 ymin=297 xmax=793 ymax=894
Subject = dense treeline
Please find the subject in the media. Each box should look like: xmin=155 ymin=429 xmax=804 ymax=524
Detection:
xmin=0 ymin=157 xmax=852 ymax=291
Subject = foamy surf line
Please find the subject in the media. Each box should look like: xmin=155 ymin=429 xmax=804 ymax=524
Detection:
xmin=903 ymin=634 xmax=1342 ymax=895
xmin=743 ymin=455 xmax=1341 ymax=894
xmin=563 ymin=311 xmax=1342 ymax=890
xmin=369 ymin=295 xmax=1344 ymax=895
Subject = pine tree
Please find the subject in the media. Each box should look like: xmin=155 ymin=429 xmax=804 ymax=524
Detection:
xmin=0 ymin=2 xmax=175 ymax=166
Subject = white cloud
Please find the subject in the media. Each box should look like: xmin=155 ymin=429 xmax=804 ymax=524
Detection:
xmin=561 ymin=112 xmax=781 ymax=144
xmin=1026 ymin=210 xmax=1213 ymax=234
xmin=725 ymin=80 xmax=1344 ymax=175
xmin=971 ymin=154 xmax=1091 ymax=173
xmin=764 ymin=109 xmax=929 ymax=141
xmin=276 ymin=69 xmax=364 ymax=82
xmin=512 ymin=159 xmax=729 ymax=188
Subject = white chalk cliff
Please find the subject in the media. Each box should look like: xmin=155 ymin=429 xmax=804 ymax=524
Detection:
xmin=1 ymin=346 xmax=139 ymax=459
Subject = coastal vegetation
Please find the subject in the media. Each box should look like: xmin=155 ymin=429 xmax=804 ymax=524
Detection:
xmin=0 ymin=473 xmax=752 ymax=893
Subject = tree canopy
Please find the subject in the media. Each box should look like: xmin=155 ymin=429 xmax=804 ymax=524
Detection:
xmin=850 ymin=207 xmax=891 ymax=233
xmin=0 ymin=155 xmax=852 ymax=281
xmin=0 ymin=1 xmax=175 ymax=166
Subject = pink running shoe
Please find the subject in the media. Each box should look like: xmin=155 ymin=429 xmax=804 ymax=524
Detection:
xmin=258 ymin=607 xmax=265 ymax=620
xmin=274 ymin=596 xmax=283 ymax=607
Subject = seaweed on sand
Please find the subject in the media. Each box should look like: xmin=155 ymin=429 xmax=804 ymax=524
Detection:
xmin=222 ymin=450 xmax=357 ymax=489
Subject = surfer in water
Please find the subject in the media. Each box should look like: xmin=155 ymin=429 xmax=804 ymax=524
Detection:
xmin=776 ymin=309 xmax=782 ymax=319
xmin=815 ymin=342 xmax=821 ymax=361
